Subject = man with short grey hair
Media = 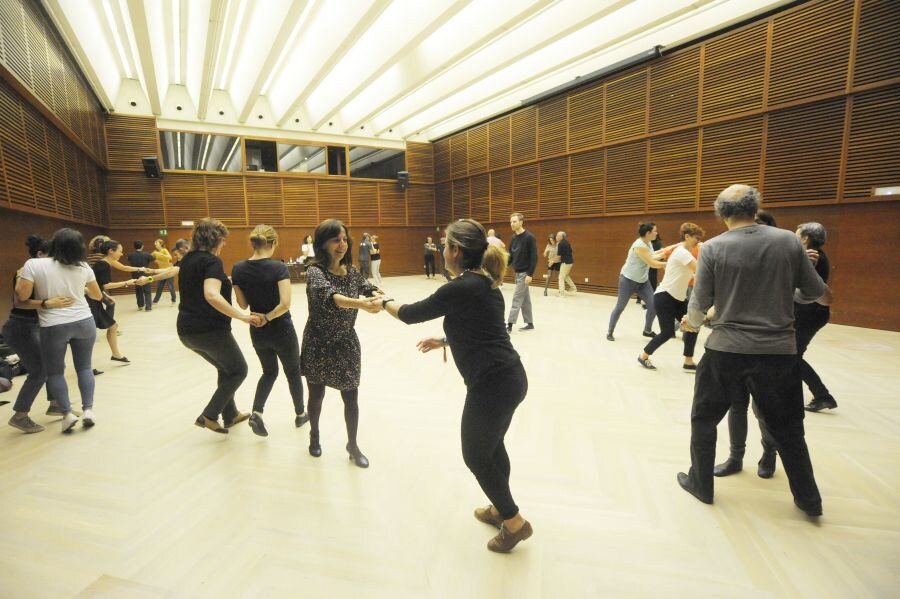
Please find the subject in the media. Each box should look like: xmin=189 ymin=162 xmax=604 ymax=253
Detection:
xmin=677 ymin=184 xmax=832 ymax=517
xmin=555 ymin=231 xmax=577 ymax=296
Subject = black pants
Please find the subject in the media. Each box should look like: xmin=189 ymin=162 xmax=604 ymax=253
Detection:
xmin=179 ymin=328 xmax=248 ymax=421
xmin=795 ymin=308 xmax=831 ymax=399
xmin=424 ymin=254 xmax=436 ymax=277
xmin=249 ymin=317 xmax=304 ymax=414
xmin=132 ymin=273 xmax=152 ymax=309
xmin=461 ymin=362 xmax=527 ymax=520
xmin=643 ymin=291 xmax=698 ymax=357
xmin=687 ymin=349 xmax=821 ymax=511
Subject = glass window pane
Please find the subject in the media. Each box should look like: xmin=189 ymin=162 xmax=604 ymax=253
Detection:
xmin=348 ymin=146 xmax=406 ymax=179
xmin=277 ymin=143 xmax=326 ymax=173
xmin=159 ymin=132 xmax=241 ymax=172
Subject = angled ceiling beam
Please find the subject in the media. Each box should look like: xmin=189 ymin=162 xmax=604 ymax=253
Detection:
xmin=275 ymin=0 xmax=392 ymax=127
xmin=43 ymin=0 xmax=115 ymax=109
xmin=197 ymin=0 xmax=227 ymax=119
xmin=178 ymin=0 xmax=188 ymax=86
xmin=125 ymin=0 xmax=162 ymax=114
xmin=237 ymin=0 xmax=312 ymax=124
xmin=311 ymin=0 xmax=472 ymax=131
xmin=410 ymin=0 xmax=714 ymax=138
xmin=377 ymin=0 xmax=637 ymax=136
xmin=345 ymin=0 xmax=557 ymax=134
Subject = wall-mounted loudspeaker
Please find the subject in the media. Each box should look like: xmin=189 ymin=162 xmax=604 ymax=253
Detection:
xmin=142 ymin=157 xmax=163 ymax=179
xmin=397 ymin=170 xmax=409 ymax=190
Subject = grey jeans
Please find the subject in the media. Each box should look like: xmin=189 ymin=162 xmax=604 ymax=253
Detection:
xmin=39 ymin=316 xmax=97 ymax=413
xmin=507 ymin=272 xmax=533 ymax=325
xmin=607 ymin=274 xmax=656 ymax=335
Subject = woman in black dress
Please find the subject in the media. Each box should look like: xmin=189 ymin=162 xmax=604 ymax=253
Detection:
xmin=232 ymin=224 xmax=308 ymax=436
xmin=382 ymin=219 xmax=533 ymax=553
xmin=301 ymin=219 xmax=382 ymax=467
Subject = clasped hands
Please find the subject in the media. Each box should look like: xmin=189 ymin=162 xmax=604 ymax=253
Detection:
xmin=42 ymin=296 xmax=76 ymax=309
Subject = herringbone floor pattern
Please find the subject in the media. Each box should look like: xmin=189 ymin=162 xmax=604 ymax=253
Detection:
xmin=0 ymin=276 xmax=897 ymax=598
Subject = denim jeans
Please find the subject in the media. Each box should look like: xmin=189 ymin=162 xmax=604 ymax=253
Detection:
xmin=249 ymin=317 xmax=304 ymax=414
xmin=607 ymin=274 xmax=656 ymax=335
xmin=39 ymin=317 xmax=96 ymax=413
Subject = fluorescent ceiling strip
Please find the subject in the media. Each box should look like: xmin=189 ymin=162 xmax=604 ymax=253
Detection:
xmin=219 ymin=0 xmax=248 ymax=89
xmin=101 ymin=0 xmax=133 ymax=78
xmin=221 ymin=137 xmax=240 ymax=170
xmin=200 ymin=135 xmax=211 ymax=170
xmin=177 ymin=131 xmax=182 ymax=168
xmin=261 ymin=0 xmax=316 ymax=96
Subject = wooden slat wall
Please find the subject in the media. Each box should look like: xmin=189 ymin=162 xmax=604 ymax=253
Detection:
xmin=106 ymin=115 xmax=158 ymax=171
xmin=434 ymin=0 xmax=899 ymax=223
xmin=405 ymin=141 xmax=434 ymax=185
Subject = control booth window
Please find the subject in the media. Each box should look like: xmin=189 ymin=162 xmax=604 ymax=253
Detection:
xmin=348 ymin=146 xmax=406 ymax=180
xmin=159 ymin=132 xmax=241 ymax=172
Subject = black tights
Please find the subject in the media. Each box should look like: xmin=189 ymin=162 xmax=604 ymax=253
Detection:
xmin=306 ymin=383 xmax=360 ymax=448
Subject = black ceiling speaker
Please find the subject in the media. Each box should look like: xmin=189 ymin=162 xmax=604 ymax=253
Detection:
xmin=397 ymin=170 xmax=409 ymax=190
xmin=142 ymin=156 xmax=163 ymax=179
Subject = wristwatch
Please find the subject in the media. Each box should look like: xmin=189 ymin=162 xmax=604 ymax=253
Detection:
xmin=381 ymin=298 xmax=395 ymax=309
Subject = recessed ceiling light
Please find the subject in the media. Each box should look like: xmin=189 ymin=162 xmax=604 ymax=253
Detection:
xmin=130 ymin=101 xmax=137 ymax=107
xmin=258 ymin=114 xmax=263 ymax=119
xmin=219 ymin=110 xmax=224 ymax=116
xmin=295 ymin=118 xmax=300 ymax=123
xmin=176 ymin=105 xmax=182 ymax=111
xmin=328 ymin=121 xmax=333 ymax=126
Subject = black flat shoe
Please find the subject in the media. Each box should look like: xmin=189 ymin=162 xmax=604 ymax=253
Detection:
xmin=642 ymin=330 xmax=656 ymax=338
xmin=757 ymin=452 xmax=777 ymax=479
xmin=347 ymin=444 xmax=369 ymax=468
xmin=677 ymin=472 xmax=713 ymax=504
xmin=309 ymin=432 xmax=322 ymax=457
xmin=519 ymin=323 xmax=534 ymax=331
xmin=110 ymin=356 xmax=130 ymax=363
xmin=92 ymin=369 xmax=104 ymax=376
xmin=294 ymin=412 xmax=310 ymax=427
xmin=248 ymin=413 xmax=268 ymax=437
xmin=794 ymin=498 xmax=823 ymax=518
xmin=606 ymin=333 xmax=615 ymax=341
xmin=805 ymin=395 xmax=838 ymax=412
xmin=713 ymin=457 xmax=743 ymax=477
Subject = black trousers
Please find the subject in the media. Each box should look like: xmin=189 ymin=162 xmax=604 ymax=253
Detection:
xmin=132 ymin=273 xmax=152 ymax=309
xmin=795 ymin=308 xmax=831 ymax=399
xmin=424 ymin=253 xmax=436 ymax=277
xmin=249 ymin=317 xmax=304 ymax=414
xmin=687 ymin=349 xmax=821 ymax=510
xmin=643 ymin=291 xmax=698 ymax=357
xmin=179 ymin=328 xmax=248 ymax=421
xmin=461 ymin=362 xmax=527 ymax=520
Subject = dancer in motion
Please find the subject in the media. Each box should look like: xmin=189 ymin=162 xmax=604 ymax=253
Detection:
xmin=606 ymin=222 xmax=666 ymax=341
xmin=382 ymin=218 xmax=533 ymax=553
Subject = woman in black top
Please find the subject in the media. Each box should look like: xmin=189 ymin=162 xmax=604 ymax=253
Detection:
xmin=3 ymin=235 xmax=74 ymax=433
xmin=177 ymin=219 xmax=262 ymax=434
xmin=423 ymin=236 xmax=437 ymax=278
xmin=232 ymin=224 xmax=308 ymax=437
xmin=91 ymin=240 xmax=151 ymax=363
xmin=382 ymin=219 xmax=533 ymax=553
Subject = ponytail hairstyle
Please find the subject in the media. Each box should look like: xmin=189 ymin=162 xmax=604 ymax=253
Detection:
xmin=99 ymin=239 xmax=121 ymax=255
xmin=25 ymin=234 xmax=49 ymax=257
xmin=445 ymin=218 xmax=508 ymax=288
xmin=309 ymin=219 xmax=353 ymax=270
xmin=249 ymin=224 xmax=278 ymax=250
xmin=88 ymin=234 xmax=110 ymax=253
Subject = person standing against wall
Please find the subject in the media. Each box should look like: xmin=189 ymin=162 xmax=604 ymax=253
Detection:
xmin=127 ymin=241 xmax=154 ymax=311
xmin=506 ymin=212 xmax=537 ymax=332
xmin=152 ymin=239 xmax=177 ymax=305
xmin=424 ymin=236 xmax=437 ymax=278
xmin=370 ymin=234 xmax=382 ymax=287
xmin=555 ymin=231 xmax=577 ymax=296
xmin=358 ymin=233 xmax=372 ymax=280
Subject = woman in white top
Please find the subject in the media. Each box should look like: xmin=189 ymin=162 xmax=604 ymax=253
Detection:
xmin=637 ymin=223 xmax=704 ymax=370
xmin=606 ymin=222 xmax=667 ymax=341
xmin=542 ymin=234 xmax=560 ymax=296
xmin=300 ymin=235 xmax=315 ymax=264
xmin=16 ymin=228 xmax=104 ymax=432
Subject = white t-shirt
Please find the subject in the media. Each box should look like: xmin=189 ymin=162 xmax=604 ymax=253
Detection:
xmin=19 ymin=258 xmax=95 ymax=327
xmin=656 ymin=245 xmax=695 ymax=301
xmin=301 ymin=243 xmax=314 ymax=257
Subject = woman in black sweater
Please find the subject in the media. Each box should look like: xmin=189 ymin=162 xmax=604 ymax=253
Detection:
xmin=382 ymin=219 xmax=533 ymax=553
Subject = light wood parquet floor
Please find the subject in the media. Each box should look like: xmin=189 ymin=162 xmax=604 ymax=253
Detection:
xmin=0 ymin=275 xmax=897 ymax=598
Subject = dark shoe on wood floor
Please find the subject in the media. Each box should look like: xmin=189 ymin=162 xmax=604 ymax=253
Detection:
xmin=805 ymin=395 xmax=838 ymax=412
xmin=677 ymin=472 xmax=713 ymax=504
xmin=309 ymin=432 xmax=322 ymax=457
xmin=713 ymin=457 xmax=743 ymax=477
xmin=794 ymin=498 xmax=823 ymax=518
xmin=757 ymin=452 xmax=777 ymax=479
xmin=248 ymin=412 xmax=268 ymax=437
xmin=294 ymin=411 xmax=310 ymax=427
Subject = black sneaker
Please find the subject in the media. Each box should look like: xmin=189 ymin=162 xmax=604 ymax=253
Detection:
xmin=248 ymin=412 xmax=268 ymax=437
xmin=805 ymin=395 xmax=838 ymax=412
xmin=637 ymin=356 xmax=656 ymax=370
xmin=295 ymin=412 xmax=310 ymax=428
xmin=506 ymin=323 xmax=513 ymax=333
xmin=606 ymin=333 xmax=615 ymax=341
xmin=642 ymin=330 xmax=657 ymax=338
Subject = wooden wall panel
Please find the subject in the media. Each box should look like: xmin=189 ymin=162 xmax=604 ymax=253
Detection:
xmin=649 ymin=129 xmax=698 ymax=211
xmin=568 ymin=85 xmax=603 ymax=152
xmin=467 ymin=123 xmax=488 ymax=175
xmin=379 ymin=182 xmax=405 ymax=226
xmin=844 ymin=87 xmax=900 ymax=199
xmin=701 ymin=21 xmax=767 ymax=120
xmin=317 ymin=180 xmax=349 ymax=223
xmin=769 ymin=0 xmax=853 ymax=105
xmin=537 ymin=96 xmax=567 ymax=158
xmin=207 ymin=175 xmax=247 ymax=227
xmin=405 ymin=141 xmax=434 ymax=184
xmin=699 ymin=116 xmax=763 ymax=207
xmin=605 ymin=141 xmax=646 ymax=213
xmin=107 ymin=172 xmax=164 ymax=227
xmin=490 ymin=169 xmax=513 ymax=221
xmin=282 ymin=178 xmax=317 ymax=226
xmin=470 ymin=173 xmax=490 ymax=223
xmin=349 ymin=180 xmax=378 ymax=226
xmin=106 ymin=115 xmax=158 ymax=172
xmin=605 ymin=71 xmax=647 ymax=143
xmin=570 ymin=149 xmax=603 ymax=215
xmin=435 ymin=182 xmax=451 ymax=226
xmin=0 ymin=0 xmax=32 ymax=87
xmin=488 ymin=117 xmax=510 ymax=171
xmin=46 ymin=127 xmax=71 ymax=216
xmin=22 ymin=104 xmax=53 ymax=213
xmin=854 ymin=0 xmax=900 ymax=87
xmin=510 ymin=106 xmax=537 ymax=165
xmin=163 ymin=173 xmax=207 ymax=227
xmin=765 ymin=99 xmax=845 ymax=203
xmin=452 ymin=178 xmax=469 ymax=220
xmin=538 ymin=156 xmax=568 ymax=217
xmin=0 ymin=80 xmax=35 ymax=209
xmin=450 ymin=132 xmax=468 ymax=179
xmin=407 ymin=185 xmax=435 ymax=226
xmin=512 ymin=163 xmax=538 ymax=217
xmin=649 ymin=47 xmax=700 ymax=132
xmin=433 ymin=138 xmax=450 ymax=182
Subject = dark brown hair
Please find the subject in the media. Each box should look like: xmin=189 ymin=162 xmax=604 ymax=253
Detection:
xmin=191 ymin=218 xmax=229 ymax=252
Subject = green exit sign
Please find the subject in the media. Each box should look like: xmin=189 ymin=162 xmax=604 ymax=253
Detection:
xmin=158 ymin=229 xmax=168 ymax=236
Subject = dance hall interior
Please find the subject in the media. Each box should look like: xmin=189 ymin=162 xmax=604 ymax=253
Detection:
xmin=0 ymin=0 xmax=898 ymax=597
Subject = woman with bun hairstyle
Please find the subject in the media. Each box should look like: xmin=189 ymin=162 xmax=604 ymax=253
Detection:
xmin=382 ymin=218 xmax=533 ymax=553
xmin=300 ymin=219 xmax=383 ymax=467
xmin=3 ymin=235 xmax=76 ymax=433
xmin=232 ymin=224 xmax=309 ymax=436
xmin=16 ymin=228 xmax=104 ymax=432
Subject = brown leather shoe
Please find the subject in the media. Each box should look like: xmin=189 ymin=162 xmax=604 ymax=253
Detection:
xmin=195 ymin=415 xmax=228 ymax=434
xmin=487 ymin=520 xmax=533 ymax=553
xmin=224 ymin=412 xmax=250 ymax=428
xmin=474 ymin=505 xmax=504 ymax=528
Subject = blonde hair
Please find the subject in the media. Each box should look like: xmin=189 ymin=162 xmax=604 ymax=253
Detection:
xmin=249 ymin=224 xmax=278 ymax=249
xmin=88 ymin=235 xmax=109 ymax=252
xmin=445 ymin=219 xmax=508 ymax=288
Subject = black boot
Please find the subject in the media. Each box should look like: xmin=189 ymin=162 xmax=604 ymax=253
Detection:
xmin=713 ymin=457 xmax=743 ymax=477
xmin=757 ymin=451 xmax=776 ymax=479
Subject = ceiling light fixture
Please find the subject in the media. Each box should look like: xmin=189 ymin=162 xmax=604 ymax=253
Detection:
xmin=218 ymin=0 xmax=248 ymax=90
xmin=260 ymin=0 xmax=316 ymax=96
xmin=199 ymin=135 xmax=211 ymax=170
xmin=220 ymin=137 xmax=240 ymax=170
xmin=172 ymin=0 xmax=181 ymax=83
xmin=101 ymin=0 xmax=133 ymax=78
xmin=176 ymin=131 xmax=182 ymax=168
